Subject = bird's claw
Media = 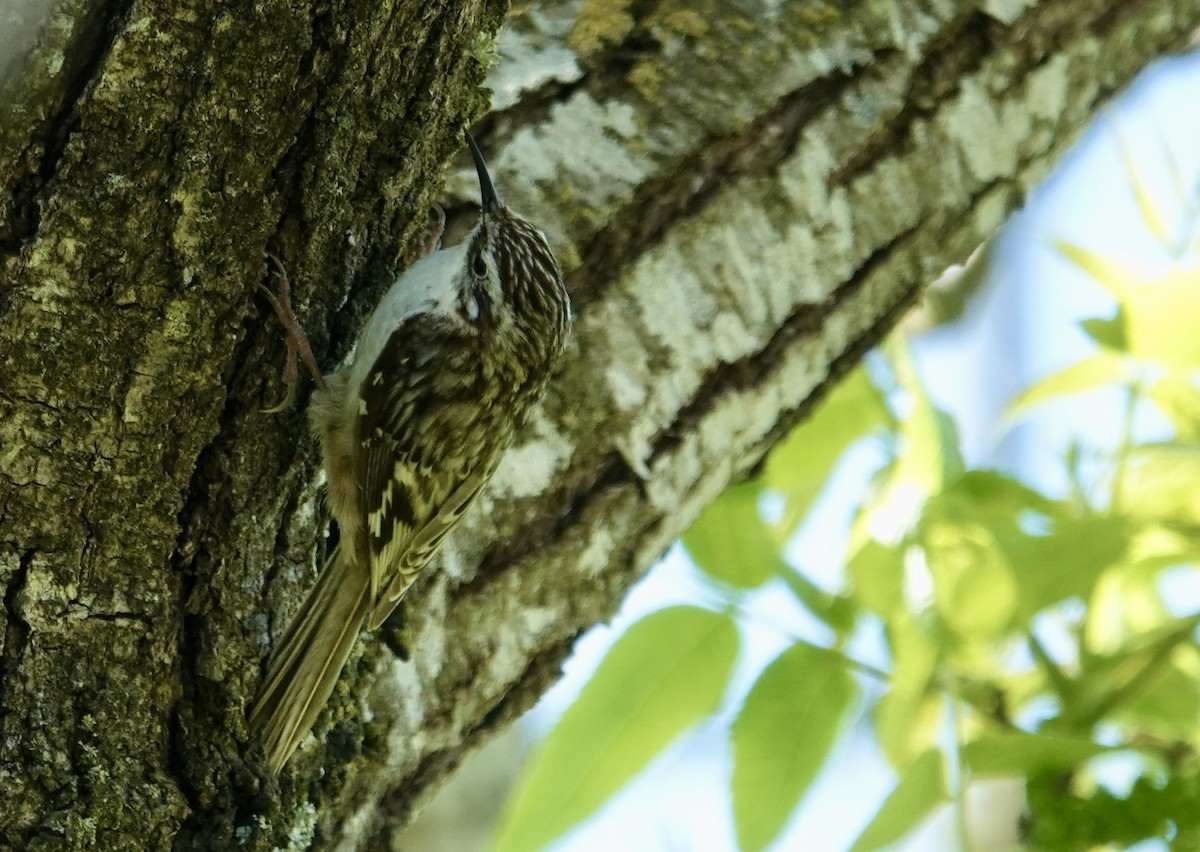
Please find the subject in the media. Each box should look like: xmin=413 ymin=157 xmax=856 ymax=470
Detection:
xmin=258 ymin=255 xmax=327 ymax=413
xmin=420 ymin=204 xmax=447 ymax=257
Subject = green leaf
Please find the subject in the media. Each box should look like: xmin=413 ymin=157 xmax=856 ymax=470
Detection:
xmin=1007 ymin=352 xmax=1132 ymax=421
xmin=1008 ymin=513 xmax=1129 ymax=620
xmin=962 ymin=733 xmax=1110 ymax=777
xmin=918 ymin=471 xmax=1121 ymax=622
xmin=682 ymin=481 xmax=784 ymax=588
xmin=764 ymin=365 xmax=889 ymax=534
xmin=779 ymin=569 xmax=858 ymax=635
xmin=919 ymin=471 xmax=1067 ymax=628
xmin=922 ymin=521 xmax=1017 ymax=638
xmin=846 ymin=535 xmax=905 ymax=619
xmin=1116 ymin=126 xmax=1171 ymax=243
xmin=849 ymin=748 xmax=948 ymax=852
xmin=885 ymin=337 xmax=963 ymax=495
xmin=1118 ymin=656 xmax=1200 ymax=740
xmin=1061 ymin=244 xmax=1200 ymax=370
xmin=1122 ymin=445 xmax=1200 ymax=524
xmin=732 ymin=644 xmax=857 ymax=852
xmin=492 ymin=608 xmax=739 ymax=852
xmin=923 ymin=469 xmax=1056 ymax=526
xmin=1067 ymin=615 xmax=1200 ymax=729
xmin=1147 ymin=376 xmax=1200 ymax=442
xmin=916 ymin=472 xmax=1123 ymax=619
xmin=1080 ymin=312 xmax=1128 ymax=352
xmin=1121 ymin=267 xmax=1200 ymax=369
xmin=875 ymin=619 xmax=940 ymax=767
xmin=1054 ymin=239 xmax=1138 ymax=301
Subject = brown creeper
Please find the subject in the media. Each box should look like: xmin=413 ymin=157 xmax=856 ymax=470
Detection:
xmin=249 ymin=131 xmax=571 ymax=773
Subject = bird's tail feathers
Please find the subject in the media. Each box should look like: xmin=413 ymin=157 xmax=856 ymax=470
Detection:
xmin=249 ymin=548 xmax=370 ymax=773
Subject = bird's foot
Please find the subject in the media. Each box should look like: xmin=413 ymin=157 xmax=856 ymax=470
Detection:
xmin=419 ymin=204 xmax=446 ymax=257
xmin=258 ymin=255 xmax=327 ymax=413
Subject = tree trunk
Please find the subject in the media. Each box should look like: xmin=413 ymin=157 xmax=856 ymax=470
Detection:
xmin=0 ymin=0 xmax=1195 ymax=848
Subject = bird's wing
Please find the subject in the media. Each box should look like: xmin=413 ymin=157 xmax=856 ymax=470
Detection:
xmin=354 ymin=316 xmax=489 ymax=630
xmin=366 ymin=471 xmax=487 ymax=630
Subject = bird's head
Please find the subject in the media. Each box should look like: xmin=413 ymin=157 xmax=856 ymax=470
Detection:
xmin=462 ymin=131 xmax=569 ymax=335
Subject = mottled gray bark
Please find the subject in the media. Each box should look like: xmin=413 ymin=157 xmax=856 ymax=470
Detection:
xmin=0 ymin=0 xmax=1196 ymax=849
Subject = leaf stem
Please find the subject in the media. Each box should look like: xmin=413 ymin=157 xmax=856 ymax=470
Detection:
xmin=950 ymin=694 xmax=972 ymax=852
xmin=1110 ymin=378 xmax=1141 ymax=513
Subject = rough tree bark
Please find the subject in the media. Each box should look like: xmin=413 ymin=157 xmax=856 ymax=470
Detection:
xmin=1 ymin=0 xmax=1196 ymax=849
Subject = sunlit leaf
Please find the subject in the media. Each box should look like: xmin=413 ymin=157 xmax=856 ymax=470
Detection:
xmin=682 ymin=482 xmax=784 ymax=588
xmin=924 ymin=469 xmax=1056 ymax=525
xmin=885 ymin=337 xmax=964 ymax=496
xmin=1065 ymin=616 xmax=1200 ymax=728
xmin=963 ymin=732 xmax=1110 ymax=777
xmin=1054 ymin=240 xmax=1140 ymax=301
xmin=1086 ymin=568 xmax=1168 ymax=654
xmin=1123 ymin=445 xmax=1200 ymax=524
xmin=1058 ymin=202 xmax=1200 ymax=368
xmin=920 ymin=471 xmax=1086 ymax=627
xmin=1116 ymin=127 xmax=1171 ymax=243
xmin=847 ymin=535 xmax=906 ymax=619
xmin=764 ymin=365 xmax=890 ymax=534
xmin=875 ymin=619 xmax=940 ymax=767
xmin=1131 ymin=535 xmax=1200 ymax=577
xmin=848 ymin=341 xmax=961 ymax=593
xmin=922 ymin=521 xmax=1017 ymax=638
xmin=848 ymin=748 xmax=947 ymax=852
xmin=1008 ymin=513 xmax=1129 ymax=620
xmin=1147 ymin=375 xmax=1200 ymax=442
xmin=1006 ymin=352 xmax=1133 ymax=421
xmin=1118 ymin=654 xmax=1200 ymax=741
xmin=1121 ymin=267 xmax=1200 ymax=369
xmin=492 ymin=608 xmax=738 ymax=852
xmin=731 ymin=644 xmax=857 ymax=851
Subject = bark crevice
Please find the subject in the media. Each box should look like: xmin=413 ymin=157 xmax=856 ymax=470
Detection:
xmin=0 ymin=549 xmax=33 ymax=739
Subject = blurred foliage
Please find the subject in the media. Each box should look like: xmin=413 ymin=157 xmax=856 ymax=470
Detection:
xmin=492 ymin=607 xmax=738 ymax=850
xmin=493 ymin=138 xmax=1200 ymax=851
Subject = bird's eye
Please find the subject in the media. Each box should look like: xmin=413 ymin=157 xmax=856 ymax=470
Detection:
xmin=471 ymin=253 xmax=487 ymax=278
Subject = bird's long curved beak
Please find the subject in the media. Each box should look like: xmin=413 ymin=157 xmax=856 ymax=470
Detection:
xmin=465 ymin=130 xmax=504 ymax=215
